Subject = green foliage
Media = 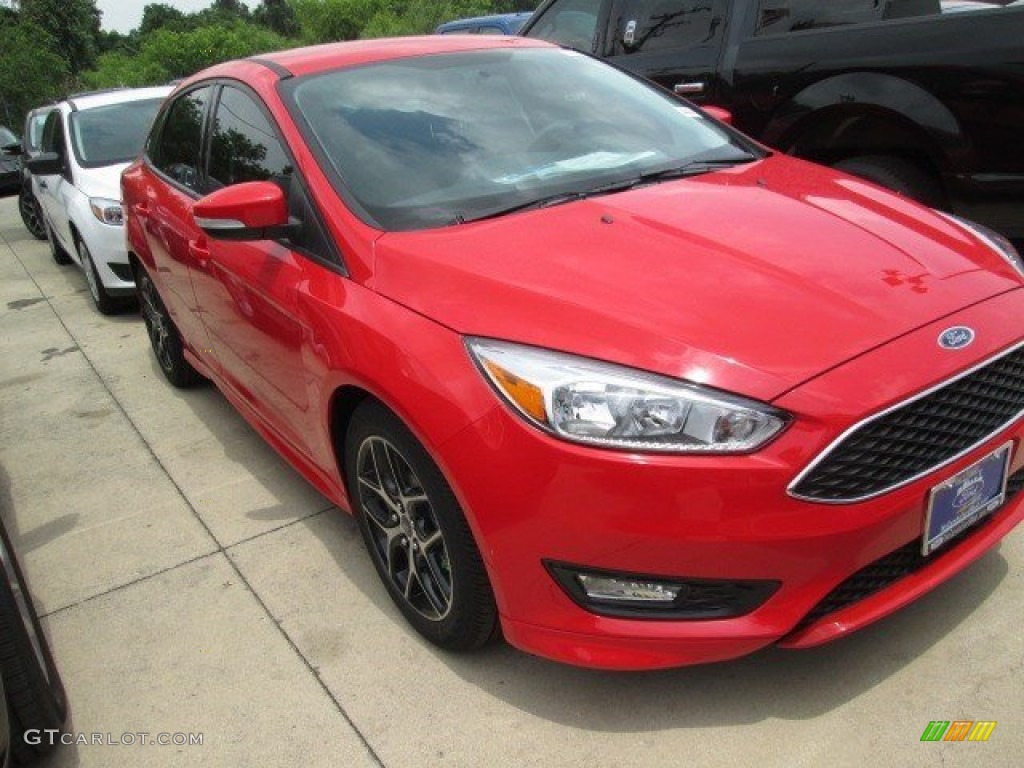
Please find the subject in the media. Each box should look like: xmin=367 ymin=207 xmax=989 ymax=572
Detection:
xmin=0 ymin=17 xmax=70 ymax=128
xmin=289 ymin=0 xmax=375 ymax=43
xmin=289 ymin=0 xmax=521 ymax=42
xmin=21 ymin=0 xmax=101 ymax=72
xmin=25 ymin=0 xmax=539 ymax=101
xmin=83 ymin=21 xmax=291 ymax=89
xmin=139 ymin=4 xmax=189 ymax=36
xmin=253 ymin=0 xmax=300 ymax=37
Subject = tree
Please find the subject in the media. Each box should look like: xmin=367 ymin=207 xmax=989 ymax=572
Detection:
xmin=139 ymin=3 xmax=188 ymax=36
xmin=290 ymin=0 xmax=376 ymax=43
xmin=253 ymin=0 xmax=299 ymax=37
xmin=20 ymin=0 xmax=101 ymax=72
xmin=83 ymin=21 xmax=291 ymax=89
xmin=0 ymin=16 xmax=70 ymax=128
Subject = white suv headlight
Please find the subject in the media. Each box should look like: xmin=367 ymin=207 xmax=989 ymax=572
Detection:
xmin=467 ymin=338 xmax=789 ymax=453
xmin=89 ymin=197 xmax=123 ymax=226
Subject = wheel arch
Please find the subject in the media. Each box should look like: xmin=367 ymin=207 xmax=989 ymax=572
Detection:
xmin=762 ymin=72 xmax=968 ymax=176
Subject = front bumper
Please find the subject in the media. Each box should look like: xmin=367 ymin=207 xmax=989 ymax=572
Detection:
xmin=439 ymin=290 xmax=1024 ymax=670
xmin=78 ymin=212 xmax=135 ymax=296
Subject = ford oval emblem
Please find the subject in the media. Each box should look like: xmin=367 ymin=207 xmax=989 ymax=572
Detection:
xmin=938 ymin=326 xmax=975 ymax=350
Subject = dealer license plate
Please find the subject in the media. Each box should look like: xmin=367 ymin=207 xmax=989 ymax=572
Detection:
xmin=922 ymin=443 xmax=1011 ymax=556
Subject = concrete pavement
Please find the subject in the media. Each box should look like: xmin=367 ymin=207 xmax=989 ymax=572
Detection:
xmin=0 ymin=194 xmax=1021 ymax=767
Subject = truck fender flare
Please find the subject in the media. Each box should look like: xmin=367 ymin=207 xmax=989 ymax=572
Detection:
xmin=762 ymin=71 xmax=968 ymax=167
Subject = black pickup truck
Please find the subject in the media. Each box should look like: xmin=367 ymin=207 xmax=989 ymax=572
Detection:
xmin=522 ymin=0 xmax=1024 ymax=238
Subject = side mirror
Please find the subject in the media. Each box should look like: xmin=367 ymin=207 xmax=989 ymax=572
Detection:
xmin=703 ymin=106 xmax=734 ymax=126
xmin=1 ymin=142 xmax=21 ymax=157
xmin=26 ymin=151 xmax=63 ymax=175
xmin=193 ymin=181 xmax=297 ymax=241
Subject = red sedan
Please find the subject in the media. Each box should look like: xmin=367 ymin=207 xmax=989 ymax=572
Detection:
xmin=122 ymin=36 xmax=1024 ymax=670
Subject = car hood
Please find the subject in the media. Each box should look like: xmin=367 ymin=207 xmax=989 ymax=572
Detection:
xmin=372 ymin=156 xmax=1022 ymax=402
xmin=75 ymin=163 xmax=129 ymax=201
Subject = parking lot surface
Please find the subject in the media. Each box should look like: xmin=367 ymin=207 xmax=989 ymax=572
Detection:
xmin=0 ymin=195 xmax=1021 ymax=767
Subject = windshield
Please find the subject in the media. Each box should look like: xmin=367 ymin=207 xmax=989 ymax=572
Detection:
xmin=0 ymin=127 xmax=16 ymax=146
xmin=69 ymin=98 xmax=164 ymax=167
xmin=285 ymin=48 xmax=759 ymax=231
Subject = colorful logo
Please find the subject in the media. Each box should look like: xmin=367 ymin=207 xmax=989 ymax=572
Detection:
xmin=921 ymin=721 xmax=996 ymax=742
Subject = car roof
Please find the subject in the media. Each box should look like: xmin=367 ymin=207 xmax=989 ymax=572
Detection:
xmin=199 ymin=35 xmax=553 ymax=81
xmin=65 ymin=85 xmax=174 ymax=112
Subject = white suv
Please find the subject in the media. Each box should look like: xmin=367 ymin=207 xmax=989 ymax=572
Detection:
xmin=29 ymin=86 xmax=171 ymax=314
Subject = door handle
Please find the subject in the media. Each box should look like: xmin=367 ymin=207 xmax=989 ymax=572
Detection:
xmin=673 ymin=81 xmax=706 ymax=96
xmin=188 ymin=239 xmax=211 ymax=269
xmin=38 ymin=179 xmax=48 ymax=190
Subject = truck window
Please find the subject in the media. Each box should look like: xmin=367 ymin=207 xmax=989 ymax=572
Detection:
xmin=755 ymin=1 xmax=943 ymax=35
xmin=611 ymin=1 xmax=727 ymax=54
xmin=528 ymin=0 xmax=607 ymax=52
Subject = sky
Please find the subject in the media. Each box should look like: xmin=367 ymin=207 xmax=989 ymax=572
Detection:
xmin=96 ymin=0 xmax=245 ymax=34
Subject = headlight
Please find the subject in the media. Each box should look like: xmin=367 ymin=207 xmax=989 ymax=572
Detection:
xmin=938 ymin=212 xmax=1023 ymax=276
xmin=467 ymin=338 xmax=789 ymax=453
xmin=89 ymin=197 xmax=123 ymax=226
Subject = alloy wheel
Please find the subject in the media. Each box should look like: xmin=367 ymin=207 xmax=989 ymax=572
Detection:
xmin=19 ymin=186 xmax=45 ymax=239
xmin=356 ymin=436 xmax=453 ymax=621
xmin=139 ymin=275 xmax=174 ymax=373
xmin=80 ymin=243 xmax=101 ymax=304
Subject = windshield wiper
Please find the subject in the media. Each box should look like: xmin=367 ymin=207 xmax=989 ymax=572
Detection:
xmin=587 ymin=155 xmax=759 ymax=196
xmin=451 ymin=155 xmax=757 ymax=225
xmin=452 ymin=191 xmax=587 ymax=225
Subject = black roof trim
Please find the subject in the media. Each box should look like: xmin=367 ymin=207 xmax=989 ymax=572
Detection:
xmin=249 ymin=57 xmax=293 ymax=80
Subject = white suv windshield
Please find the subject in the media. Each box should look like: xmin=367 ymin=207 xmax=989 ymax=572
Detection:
xmin=69 ymin=98 xmax=164 ymax=167
xmin=285 ymin=48 xmax=758 ymax=231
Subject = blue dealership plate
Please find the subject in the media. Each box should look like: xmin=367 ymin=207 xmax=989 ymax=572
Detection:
xmin=923 ymin=443 xmax=1012 ymax=556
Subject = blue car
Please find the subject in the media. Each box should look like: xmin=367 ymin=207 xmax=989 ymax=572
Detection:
xmin=435 ymin=12 xmax=533 ymax=35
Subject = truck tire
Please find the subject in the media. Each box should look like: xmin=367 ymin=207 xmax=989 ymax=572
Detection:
xmin=833 ymin=155 xmax=945 ymax=209
xmin=0 ymin=524 xmax=68 ymax=764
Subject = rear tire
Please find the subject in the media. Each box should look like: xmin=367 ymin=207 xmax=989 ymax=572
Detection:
xmin=833 ymin=155 xmax=945 ymax=209
xmin=0 ymin=525 xmax=67 ymax=764
xmin=345 ymin=401 xmax=497 ymax=651
xmin=137 ymin=267 xmax=203 ymax=388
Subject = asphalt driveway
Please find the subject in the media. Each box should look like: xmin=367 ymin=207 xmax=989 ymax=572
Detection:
xmin=0 ymin=196 xmax=1020 ymax=767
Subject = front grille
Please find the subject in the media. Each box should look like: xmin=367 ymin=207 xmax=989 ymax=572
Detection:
xmin=793 ymin=468 xmax=1024 ymax=630
xmin=791 ymin=345 xmax=1024 ymax=502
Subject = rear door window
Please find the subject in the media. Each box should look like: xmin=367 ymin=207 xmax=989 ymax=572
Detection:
xmin=149 ymin=86 xmax=212 ymax=194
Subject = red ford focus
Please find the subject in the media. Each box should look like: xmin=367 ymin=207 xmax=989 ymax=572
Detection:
xmin=122 ymin=36 xmax=1024 ymax=670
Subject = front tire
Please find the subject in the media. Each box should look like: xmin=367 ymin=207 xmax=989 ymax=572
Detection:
xmin=0 ymin=525 xmax=67 ymax=764
xmin=43 ymin=217 xmax=72 ymax=266
xmin=345 ymin=401 xmax=497 ymax=651
xmin=77 ymin=239 xmax=121 ymax=315
xmin=18 ymin=183 xmax=46 ymax=240
xmin=833 ymin=155 xmax=945 ymax=209
xmin=137 ymin=267 xmax=203 ymax=388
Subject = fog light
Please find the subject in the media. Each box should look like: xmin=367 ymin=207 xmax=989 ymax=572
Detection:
xmin=577 ymin=573 xmax=681 ymax=603
xmin=546 ymin=561 xmax=781 ymax=620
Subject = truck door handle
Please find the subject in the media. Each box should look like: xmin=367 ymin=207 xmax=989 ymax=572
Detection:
xmin=188 ymin=239 xmax=211 ymax=269
xmin=674 ymin=81 xmax=706 ymax=96
xmin=38 ymin=180 xmax=48 ymax=190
